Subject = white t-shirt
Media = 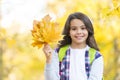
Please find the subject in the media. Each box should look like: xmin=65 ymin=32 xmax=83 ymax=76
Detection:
xmin=69 ymin=46 xmax=88 ymax=80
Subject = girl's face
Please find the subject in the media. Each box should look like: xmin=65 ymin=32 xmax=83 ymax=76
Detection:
xmin=69 ymin=19 xmax=88 ymax=46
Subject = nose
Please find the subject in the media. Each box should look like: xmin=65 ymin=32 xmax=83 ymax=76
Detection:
xmin=77 ymin=29 xmax=82 ymax=34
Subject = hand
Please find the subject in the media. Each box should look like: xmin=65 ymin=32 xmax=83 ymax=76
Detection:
xmin=43 ymin=43 xmax=52 ymax=63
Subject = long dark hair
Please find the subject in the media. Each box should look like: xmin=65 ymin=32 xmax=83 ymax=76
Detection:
xmin=58 ymin=12 xmax=99 ymax=51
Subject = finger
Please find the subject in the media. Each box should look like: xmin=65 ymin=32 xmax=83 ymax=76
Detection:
xmin=46 ymin=51 xmax=51 ymax=56
xmin=46 ymin=50 xmax=52 ymax=55
xmin=43 ymin=48 xmax=51 ymax=56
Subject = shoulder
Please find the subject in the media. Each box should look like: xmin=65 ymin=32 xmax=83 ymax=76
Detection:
xmin=88 ymin=46 xmax=103 ymax=59
xmin=88 ymin=47 xmax=103 ymax=65
xmin=92 ymin=51 xmax=104 ymax=65
xmin=95 ymin=50 xmax=103 ymax=59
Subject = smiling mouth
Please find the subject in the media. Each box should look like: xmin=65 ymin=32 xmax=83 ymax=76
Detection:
xmin=75 ymin=36 xmax=84 ymax=39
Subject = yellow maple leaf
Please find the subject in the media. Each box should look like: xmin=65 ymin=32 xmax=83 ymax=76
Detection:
xmin=31 ymin=14 xmax=64 ymax=48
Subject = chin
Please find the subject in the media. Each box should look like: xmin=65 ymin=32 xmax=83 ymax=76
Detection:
xmin=75 ymin=40 xmax=86 ymax=44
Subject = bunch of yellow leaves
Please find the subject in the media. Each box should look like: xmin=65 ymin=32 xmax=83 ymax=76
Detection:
xmin=31 ymin=14 xmax=64 ymax=48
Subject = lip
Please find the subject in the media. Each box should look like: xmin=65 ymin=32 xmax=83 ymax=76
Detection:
xmin=75 ymin=36 xmax=84 ymax=39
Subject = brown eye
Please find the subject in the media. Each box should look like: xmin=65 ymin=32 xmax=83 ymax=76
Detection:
xmin=70 ymin=26 xmax=77 ymax=30
xmin=81 ymin=27 xmax=86 ymax=30
xmin=71 ymin=28 xmax=76 ymax=30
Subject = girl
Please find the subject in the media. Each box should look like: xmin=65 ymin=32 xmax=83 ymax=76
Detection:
xmin=43 ymin=12 xmax=104 ymax=80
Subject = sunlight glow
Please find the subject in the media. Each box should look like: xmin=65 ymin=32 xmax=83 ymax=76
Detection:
xmin=1 ymin=0 xmax=47 ymax=33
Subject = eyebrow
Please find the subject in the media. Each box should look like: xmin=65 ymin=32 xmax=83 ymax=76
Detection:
xmin=80 ymin=25 xmax=85 ymax=27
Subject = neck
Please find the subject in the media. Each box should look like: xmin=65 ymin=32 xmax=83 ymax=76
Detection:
xmin=70 ymin=43 xmax=87 ymax=49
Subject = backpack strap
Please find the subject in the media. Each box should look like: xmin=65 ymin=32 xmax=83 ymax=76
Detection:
xmin=58 ymin=45 xmax=69 ymax=61
xmin=85 ymin=48 xmax=96 ymax=78
xmin=89 ymin=48 xmax=96 ymax=64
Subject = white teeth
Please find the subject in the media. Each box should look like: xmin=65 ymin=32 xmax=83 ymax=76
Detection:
xmin=76 ymin=36 xmax=83 ymax=39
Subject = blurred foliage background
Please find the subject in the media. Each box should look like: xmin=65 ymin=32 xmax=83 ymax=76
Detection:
xmin=0 ymin=0 xmax=120 ymax=80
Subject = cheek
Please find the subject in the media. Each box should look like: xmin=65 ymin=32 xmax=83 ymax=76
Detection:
xmin=86 ymin=31 xmax=89 ymax=38
xmin=84 ymin=30 xmax=88 ymax=37
xmin=69 ymin=30 xmax=74 ymax=37
xmin=85 ymin=29 xmax=88 ymax=34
